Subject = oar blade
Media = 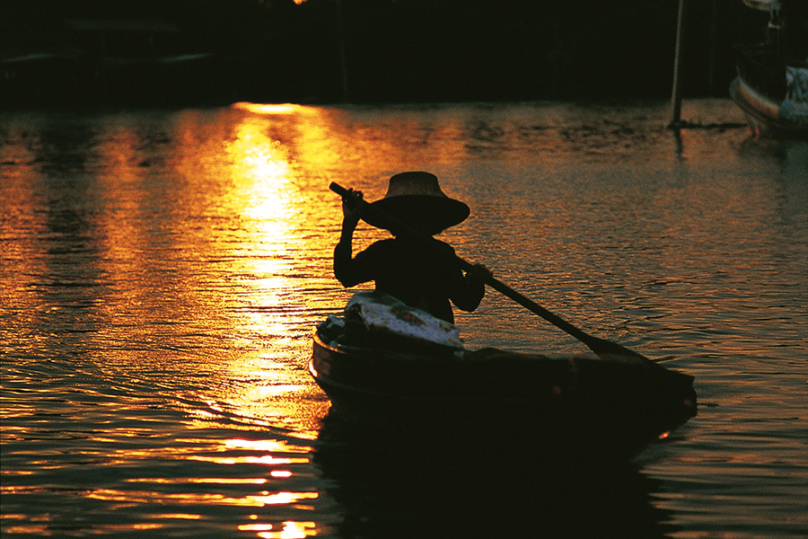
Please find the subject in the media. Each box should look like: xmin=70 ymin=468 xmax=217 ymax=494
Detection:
xmin=584 ymin=335 xmax=654 ymax=365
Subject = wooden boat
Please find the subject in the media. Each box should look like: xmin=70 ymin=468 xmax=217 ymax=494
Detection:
xmin=731 ymin=0 xmax=808 ymax=137
xmin=309 ymin=294 xmax=697 ymax=461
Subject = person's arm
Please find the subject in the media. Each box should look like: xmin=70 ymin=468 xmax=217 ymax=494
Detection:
xmin=448 ymin=254 xmax=490 ymax=312
xmin=334 ymin=189 xmax=369 ymax=287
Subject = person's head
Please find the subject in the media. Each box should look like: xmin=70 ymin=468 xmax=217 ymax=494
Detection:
xmin=363 ymin=172 xmax=470 ymax=236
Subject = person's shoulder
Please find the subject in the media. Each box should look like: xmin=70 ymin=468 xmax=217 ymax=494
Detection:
xmin=396 ymin=236 xmax=457 ymax=258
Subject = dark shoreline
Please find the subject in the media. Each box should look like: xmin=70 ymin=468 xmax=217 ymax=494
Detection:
xmin=1 ymin=0 xmax=768 ymax=110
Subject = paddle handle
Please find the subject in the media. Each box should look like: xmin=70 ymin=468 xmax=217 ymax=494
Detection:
xmin=329 ymin=182 xmax=350 ymax=197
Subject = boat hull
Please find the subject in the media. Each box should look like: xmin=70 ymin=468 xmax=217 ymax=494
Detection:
xmin=310 ymin=330 xmax=697 ymax=461
xmin=730 ymin=77 xmax=808 ymax=138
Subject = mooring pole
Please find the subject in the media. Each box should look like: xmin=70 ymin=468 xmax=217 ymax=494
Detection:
xmin=335 ymin=0 xmax=349 ymax=102
xmin=670 ymin=0 xmax=688 ymax=127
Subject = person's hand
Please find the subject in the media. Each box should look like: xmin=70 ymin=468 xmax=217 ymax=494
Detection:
xmin=342 ymin=189 xmax=363 ymax=227
xmin=467 ymin=263 xmax=492 ymax=284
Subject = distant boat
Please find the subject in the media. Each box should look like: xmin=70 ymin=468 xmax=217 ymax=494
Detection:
xmin=731 ymin=0 xmax=808 ymax=136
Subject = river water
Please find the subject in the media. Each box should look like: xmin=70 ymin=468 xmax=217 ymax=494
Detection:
xmin=1 ymin=101 xmax=806 ymax=538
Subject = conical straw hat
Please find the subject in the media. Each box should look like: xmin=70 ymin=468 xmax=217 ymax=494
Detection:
xmin=362 ymin=172 xmax=470 ymax=235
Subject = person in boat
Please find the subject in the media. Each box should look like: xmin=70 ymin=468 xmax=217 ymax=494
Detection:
xmin=334 ymin=171 xmax=489 ymax=324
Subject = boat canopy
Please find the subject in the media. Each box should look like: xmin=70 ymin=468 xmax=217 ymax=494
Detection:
xmin=743 ymin=0 xmax=776 ymax=11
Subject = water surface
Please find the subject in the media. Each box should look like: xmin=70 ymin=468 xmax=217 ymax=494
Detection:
xmin=1 ymin=100 xmax=807 ymax=538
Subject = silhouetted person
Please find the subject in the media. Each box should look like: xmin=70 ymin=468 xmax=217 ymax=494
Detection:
xmin=334 ymin=171 xmax=488 ymax=323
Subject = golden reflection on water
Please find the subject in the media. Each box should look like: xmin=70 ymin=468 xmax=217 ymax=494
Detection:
xmin=84 ymin=488 xmax=318 ymax=507
xmin=0 ymin=431 xmax=320 ymax=535
xmin=96 ymin=437 xmax=309 ymax=463
xmin=232 ymin=102 xmax=304 ymax=116
xmin=128 ymin=478 xmax=269 ymax=485
xmin=3 ymin=512 xmax=318 ymax=538
xmin=240 ymin=520 xmax=317 ymax=539
xmin=187 ymin=455 xmax=308 ymax=466
xmin=220 ymin=111 xmax=299 ymax=345
xmin=44 ymin=103 xmax=356 ymax=434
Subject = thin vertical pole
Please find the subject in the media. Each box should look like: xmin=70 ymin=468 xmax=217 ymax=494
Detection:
xmin=670 ymin=0 xmax=688 ymax=127
xmin=707 ymin=0 xmax=717 ymax=94
xmin=335 ymin=0 xmax=349 ymax=102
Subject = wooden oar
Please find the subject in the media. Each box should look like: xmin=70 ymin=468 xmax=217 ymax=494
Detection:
xmin=330 ymin=182 xmax=657 ymax=366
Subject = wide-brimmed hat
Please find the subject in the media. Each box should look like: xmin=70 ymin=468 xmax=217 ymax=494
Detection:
xmin=362 ymin=172 xmax=470 ymax=235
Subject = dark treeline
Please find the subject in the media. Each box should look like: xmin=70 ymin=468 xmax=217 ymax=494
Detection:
xmin=0 ymin=0 xmax=770 ymax=108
